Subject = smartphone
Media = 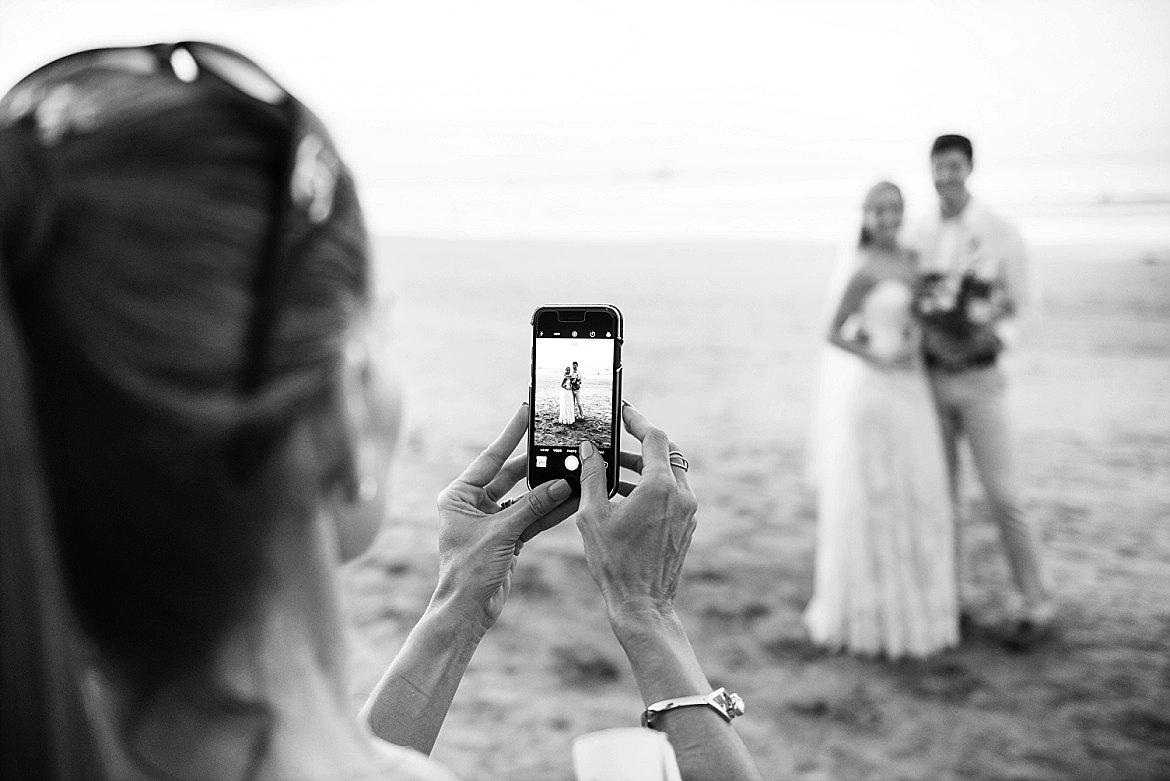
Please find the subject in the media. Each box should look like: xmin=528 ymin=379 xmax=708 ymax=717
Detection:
xmin=528 ymin=305 xmax=623 ymax=497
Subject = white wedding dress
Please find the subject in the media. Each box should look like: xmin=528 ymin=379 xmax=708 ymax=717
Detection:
xmin=558 ymin=383 xmax=576 ymax=425
xmin=804 ymin=276 xmax=958 ymax=659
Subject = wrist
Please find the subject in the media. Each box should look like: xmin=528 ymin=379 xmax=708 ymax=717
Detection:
xmin=426 ymin=579 xmax=493 ymax=642
xmin=606 ymin=604 xmax=711 ymax=707
xmin=605 ymin=596 xmax=678 ymax=629
xmin=606 ymin=601 xmax=689 ymax=656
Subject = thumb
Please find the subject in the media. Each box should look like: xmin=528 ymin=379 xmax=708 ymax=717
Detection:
xmin=499 ymin=478 xmax=572 ymax=537
xmin=577 ymin=440 xmax=608 ymax=513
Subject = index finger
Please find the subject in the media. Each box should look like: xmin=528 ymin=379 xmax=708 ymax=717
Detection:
xmin=456 ymin=402 xmax=528 ymax=486
xmin=622 ymin=402 xmax=671 ymax=477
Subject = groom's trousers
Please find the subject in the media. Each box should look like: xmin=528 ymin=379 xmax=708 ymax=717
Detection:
xmin=928 ymin=366 xmax=1048 ymax=606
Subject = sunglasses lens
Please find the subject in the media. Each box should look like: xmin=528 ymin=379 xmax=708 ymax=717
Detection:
xmin=183 ymin=44 xmax=286 ymax=106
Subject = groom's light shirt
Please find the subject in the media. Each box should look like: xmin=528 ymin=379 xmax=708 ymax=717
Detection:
xmin=905 ymin=198 xmax=1038 ymax=351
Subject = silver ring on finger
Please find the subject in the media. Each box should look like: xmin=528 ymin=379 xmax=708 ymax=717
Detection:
xmin=667 ymin=450 xmax=689 ymax=472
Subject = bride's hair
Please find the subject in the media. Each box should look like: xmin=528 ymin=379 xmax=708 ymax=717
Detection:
xmin=1 ymin=53 xmax=369 ymax=776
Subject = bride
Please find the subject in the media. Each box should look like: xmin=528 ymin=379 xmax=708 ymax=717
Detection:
xmin=804 ymin=181 xmax=958 ymax=659
xmin=558 ymin=366 xmax=576 ymax=425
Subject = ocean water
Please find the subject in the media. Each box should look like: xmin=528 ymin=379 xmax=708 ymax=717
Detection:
xmin=359 ymin=161 xmax=1170 ymax=255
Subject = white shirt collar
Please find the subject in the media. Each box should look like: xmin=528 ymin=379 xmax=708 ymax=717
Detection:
xmin=941 ymin=195 xmax=982 ymax=225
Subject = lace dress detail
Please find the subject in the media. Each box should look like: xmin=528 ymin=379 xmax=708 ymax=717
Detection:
xmin=804 ymin=278 xmax=958 ymax=658
xmin=558 ymin=379 xmax=576 ymax=425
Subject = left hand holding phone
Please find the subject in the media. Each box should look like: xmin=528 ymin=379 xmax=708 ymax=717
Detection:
xmin=431 ymin=402 xmax=576 ymax=633
xmin=362 ymin=401 xmax=576 ymax=755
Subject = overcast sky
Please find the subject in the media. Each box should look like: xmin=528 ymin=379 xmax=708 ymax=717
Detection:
xmin=3 ymin=0 xmax=1168 ymax=239
xmin=535 ymin=337 xmax=616 ymax=373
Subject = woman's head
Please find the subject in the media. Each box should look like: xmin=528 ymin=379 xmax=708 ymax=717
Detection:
xmin=0 ymin=44 xmax=375 ymax=707
xmin=858 ymin=180 xmax=903 ymax=249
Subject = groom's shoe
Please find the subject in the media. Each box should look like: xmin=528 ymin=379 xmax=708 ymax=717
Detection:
xmin=1002 ymin=601 xmax=1057 ymax=653
xmin=958 ymin=609 xmax=978 ymax=640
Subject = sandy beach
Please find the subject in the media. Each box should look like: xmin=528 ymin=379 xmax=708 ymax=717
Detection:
xmin=340 ymin=236 xmax=1170 ymax=781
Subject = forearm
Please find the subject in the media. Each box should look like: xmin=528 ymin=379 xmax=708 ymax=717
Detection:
xmin=360 ymin=596 xmax=486 ymax=755
xmin=828 ymin=333 xmax=882 ymax=367
xmin=609 ymin=607 xmax=763 ymax=781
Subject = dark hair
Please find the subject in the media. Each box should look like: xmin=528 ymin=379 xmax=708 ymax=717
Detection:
xmin=0 ymin=59 xmax=369 ymax=771
xmin=1 ymin=266 xmax=102 ymax=780
xmin=857 ymin=180 xmax=903 ymax=248
xmin=930 ymin=133 xmax=974 ymax=166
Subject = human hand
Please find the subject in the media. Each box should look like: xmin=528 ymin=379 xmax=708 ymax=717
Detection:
xmin=573 ymin=403 xmax=698 ymax=619
xmin=432 ymin=402 xmax=575 ymax=633
xmin=869 ymin=345 xmax=918 ymax=372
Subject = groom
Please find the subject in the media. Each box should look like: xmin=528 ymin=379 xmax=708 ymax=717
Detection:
xmin=569 ymin=361 xmax=584 ymax=418
xmin=907 ymin=134 xmax=1054 ymax=644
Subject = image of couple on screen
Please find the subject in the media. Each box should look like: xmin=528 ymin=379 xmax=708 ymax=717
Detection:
xmin=558 ymin=361 xmax=583 ymax=425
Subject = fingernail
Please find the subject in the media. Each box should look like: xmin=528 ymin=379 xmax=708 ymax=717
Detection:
xmin=620 ymin=399 xmax=631 ymax=408
xmin=580 ymin=440 xmax=596 ymax=458
xmin=550 ymin=479 xmax=571 ymax=500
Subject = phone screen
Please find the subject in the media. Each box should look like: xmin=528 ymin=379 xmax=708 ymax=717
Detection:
xmin=528 ymin=306 xmax=622 ymax=496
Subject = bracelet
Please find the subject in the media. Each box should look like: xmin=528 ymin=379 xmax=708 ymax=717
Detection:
xmin=641 ymin=687 xmax=745 ymax=729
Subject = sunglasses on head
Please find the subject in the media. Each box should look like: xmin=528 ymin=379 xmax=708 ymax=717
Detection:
xmin=1 ymin=41 xmax=342 ymax=395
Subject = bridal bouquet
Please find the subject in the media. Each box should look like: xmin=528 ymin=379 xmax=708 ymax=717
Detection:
xmin=913 ymin=271 xmax=1006 ymax=367
xmin=912 ymin=271 xmax=1004 ymax=333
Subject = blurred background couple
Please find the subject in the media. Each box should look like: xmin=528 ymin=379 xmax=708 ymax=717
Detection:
xmin=804 ymin=134 xmax=1055 ymax=660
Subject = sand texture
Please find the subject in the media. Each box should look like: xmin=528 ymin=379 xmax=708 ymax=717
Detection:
xmin=340 ymin=237 xmax=1170 ymax=781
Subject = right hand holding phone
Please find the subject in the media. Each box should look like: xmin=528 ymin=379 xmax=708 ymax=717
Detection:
xmin=573 ymin=403 xmax=698 ymax=619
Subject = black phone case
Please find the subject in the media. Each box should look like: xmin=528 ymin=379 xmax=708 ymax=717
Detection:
xmin=527 ymin=305 xmax=623 ymax=497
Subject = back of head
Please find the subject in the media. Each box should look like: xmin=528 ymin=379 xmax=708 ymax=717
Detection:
xmin=930 ymin=133 xmax=974 ymax=166
xmin=0 ymin=45 xmax=370 ymax=767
